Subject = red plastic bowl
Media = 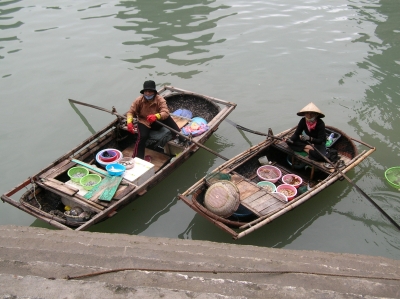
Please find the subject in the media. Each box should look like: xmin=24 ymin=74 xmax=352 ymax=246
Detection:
xmin=99 ymin=150 xmax=119 ymax=162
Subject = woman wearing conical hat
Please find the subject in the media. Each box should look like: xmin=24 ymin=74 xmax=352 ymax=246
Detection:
xmin=285 ymin=102 xmax=327 ymax=161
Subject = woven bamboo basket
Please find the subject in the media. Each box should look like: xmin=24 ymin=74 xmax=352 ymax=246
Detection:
xmin=204 ymin=181 xmax=240 ymax=218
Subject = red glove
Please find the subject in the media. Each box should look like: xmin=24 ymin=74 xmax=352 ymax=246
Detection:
xmin=127 ymin=123 xmax=135 ymax=133
xmin=146 ymin=114 xmax=157 ymax=124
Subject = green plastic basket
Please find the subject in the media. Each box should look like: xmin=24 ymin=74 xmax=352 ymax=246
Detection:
xmin=385 ymin=167 xmax=400 ymax=190
xmin=68 ymin=167 xmax=89 ymax=183
xmin=80 ymin=174 xmax=102 ymax=191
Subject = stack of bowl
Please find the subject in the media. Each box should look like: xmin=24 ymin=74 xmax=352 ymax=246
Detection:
xmin=96 ymin=148 xmax=122 ymax=168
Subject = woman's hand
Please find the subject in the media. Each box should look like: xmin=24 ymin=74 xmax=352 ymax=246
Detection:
xmin=127 ymin=123 xmax=135 ymax=133
xmin=146 ymin=113 xmax=161 ymax=124
xmin=300 ymin=135 xmax=311 ymax=142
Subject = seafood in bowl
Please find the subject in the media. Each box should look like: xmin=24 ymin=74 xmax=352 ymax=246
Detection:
xmin=282 ymin=174 xmax=302 ymax=189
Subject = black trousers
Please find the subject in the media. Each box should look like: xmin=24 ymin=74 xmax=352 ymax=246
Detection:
xmin=132 ymin=116 xmax=180 ymax=159
xmin=288 ymin=141 xmax=326 ymax=161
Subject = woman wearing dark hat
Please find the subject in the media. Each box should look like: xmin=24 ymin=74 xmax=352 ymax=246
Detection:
xmin=285 ymin=102 xmax=327 ymax=161
xmin=126 ymin=80 xmax=181 ymax=160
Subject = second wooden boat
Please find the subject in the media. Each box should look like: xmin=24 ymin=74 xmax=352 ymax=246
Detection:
xmin=179 ymin=126 xmax=376 ymax=239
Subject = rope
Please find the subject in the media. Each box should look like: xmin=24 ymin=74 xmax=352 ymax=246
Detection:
xmin=29 ymin=177 xmax=42 ymax=210
xmin=62 ymin=267 xmax=400 ymax=281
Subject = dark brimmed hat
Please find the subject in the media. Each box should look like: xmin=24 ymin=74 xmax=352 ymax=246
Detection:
xmin=297 ymin=102 xmax=325 ymax=118
xmin=140 ymin=80 xmax=158 ymax=94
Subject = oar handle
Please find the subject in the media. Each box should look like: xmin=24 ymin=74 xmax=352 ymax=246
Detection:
xmin=69 ymin=99 xmax=126 ymax=119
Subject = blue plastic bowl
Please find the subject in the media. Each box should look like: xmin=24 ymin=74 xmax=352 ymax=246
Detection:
xmin=231 ymin=204 xmax=254 ymax=220
xmin=106 ymin=163 xmax=126 ymax=176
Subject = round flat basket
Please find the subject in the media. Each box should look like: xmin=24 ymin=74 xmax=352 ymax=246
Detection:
xmin=204 ymin=181 xmax=240 ymax=218
xmin=385 ymin=167 xmax=400 ymax=189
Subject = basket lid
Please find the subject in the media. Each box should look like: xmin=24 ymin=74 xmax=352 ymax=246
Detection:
xmin=204 ymin=181 xmax=240 ymax=218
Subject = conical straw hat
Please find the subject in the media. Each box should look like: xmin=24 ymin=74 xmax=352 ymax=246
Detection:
xmin=297 ymin=102 xmax=325 ymax=118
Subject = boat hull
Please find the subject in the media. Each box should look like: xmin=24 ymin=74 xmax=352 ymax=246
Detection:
xmin=1 ymin=86 xmax=236 ymax=231
xmin=179 ymin=126 xmax=376 ymax=239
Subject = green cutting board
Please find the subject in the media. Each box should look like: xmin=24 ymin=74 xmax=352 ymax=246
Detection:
xmin=99 ymin=176 xmax=123 ymax=202
xmin=83 ymin=176 xmax=112 ymax=200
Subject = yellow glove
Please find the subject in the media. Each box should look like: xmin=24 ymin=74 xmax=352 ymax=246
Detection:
xmin=126 ymin=113 xmax=134 ymax=133
xmin=127 ymin=113 xmax=133 ymax=124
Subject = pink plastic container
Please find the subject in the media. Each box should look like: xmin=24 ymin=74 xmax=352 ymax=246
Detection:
xmin=257 ymin=165 xmax=282 ymax=183
xmin=282 ymin=174 xmax=303 ymax=189
xmin=276 ymin=184 xmax=297 ymax=201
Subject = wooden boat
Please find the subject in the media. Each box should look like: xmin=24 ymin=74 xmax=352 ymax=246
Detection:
xmin=179 ymin=126 xmax=376 ymax=239
xmin=1 ymin=86 xmax=236 ymax=231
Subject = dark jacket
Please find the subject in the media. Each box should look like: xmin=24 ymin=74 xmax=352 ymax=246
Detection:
xmin=289 ymin=117 xmax=326 ymax=145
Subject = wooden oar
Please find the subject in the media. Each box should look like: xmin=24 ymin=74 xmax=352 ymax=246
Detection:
xmin=306 ymin=141 xmax=400 ymax=231
xmin=224 ymin=120 xmax=294 ymax=144
xmin=69 ymin=99 xmax=127 ymax=120
xmin=68 ymin=99 xmax=229 ymax=161
xmin=225 ymin=118 xmax=268 ymax=136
